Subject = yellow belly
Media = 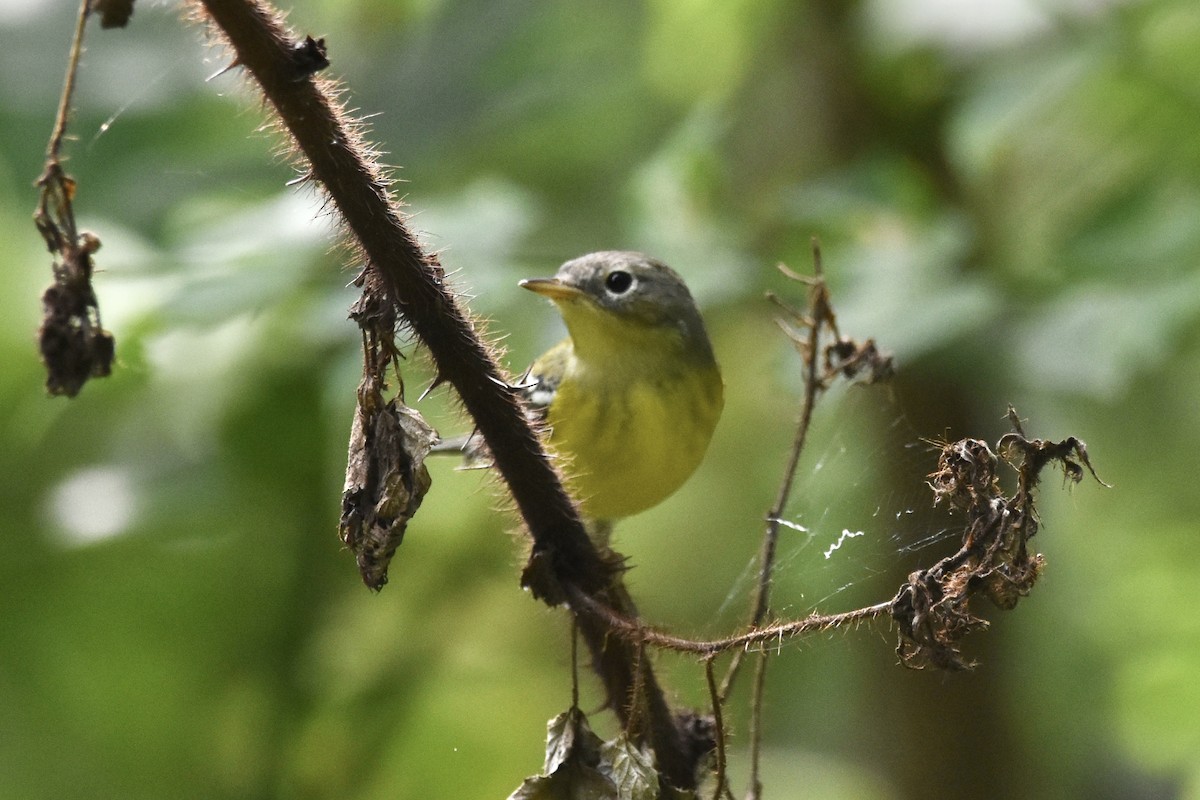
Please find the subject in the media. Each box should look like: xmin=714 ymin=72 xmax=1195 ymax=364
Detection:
xmin=545 ymin=363 xmax=723 ymax=520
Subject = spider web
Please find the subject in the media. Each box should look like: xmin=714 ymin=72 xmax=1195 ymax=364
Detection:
xmin=715 ymin=385 xmax=959 ymax=625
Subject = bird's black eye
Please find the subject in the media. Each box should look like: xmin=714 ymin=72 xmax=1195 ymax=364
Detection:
xmin=604 ymin=270 xmax=634 ymax=295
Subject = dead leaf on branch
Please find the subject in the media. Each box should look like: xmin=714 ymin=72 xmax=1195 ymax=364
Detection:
xmin=891 ymin=414 xmax=1107 ymax=670
xmin=34 ymin=2 xmax=119 ymax=398
xmin=92 ymin=0 xmax=135 ymax=28
xmin=769 ymin=263 xmax=895 ymax=391
xmin=509 ymin=707 xmax=691 ymax=800
xmin=339 ymin=388 xmax=436 ymax=590
xmin=35 ymin=163 xmax=115 ymax=398
xmin=339 ymin=271 xmax=437 ymax=590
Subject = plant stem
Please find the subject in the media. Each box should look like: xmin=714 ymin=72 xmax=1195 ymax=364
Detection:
xmin=191 ymin=0 xmax=703 ymax=786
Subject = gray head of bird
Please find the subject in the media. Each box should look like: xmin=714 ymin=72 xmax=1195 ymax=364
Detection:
xmin=519 ymin=251 xmax=716 ymax=364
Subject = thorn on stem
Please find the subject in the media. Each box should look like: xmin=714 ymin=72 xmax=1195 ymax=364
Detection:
xmin=290 ymin=35 xmax=329 ymax=77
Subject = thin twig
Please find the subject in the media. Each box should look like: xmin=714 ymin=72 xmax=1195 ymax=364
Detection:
xmin=47 ymin=0 xmax=90 ymax=166
xmin=747 ymin=642 xmax=778 ymax=798
xmin=571 ymin=619 xmax=579 ymax=710
xmin=704 ymin=657 xmax=733 ymax=800
xmin=567 ymin=584 xmax=891 ymax=656
xmin=720 ymin=239 xmax=827 ymax=705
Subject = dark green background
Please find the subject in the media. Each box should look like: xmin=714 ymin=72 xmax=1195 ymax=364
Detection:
xmin=2 ymin=1 xmax=1196 ymax=798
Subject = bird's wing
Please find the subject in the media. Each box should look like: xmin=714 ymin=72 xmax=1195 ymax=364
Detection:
xmin=430 ymin=338 xmax=572 ymax=465
xmin=521 ymin=338 xmax=571 ymax=420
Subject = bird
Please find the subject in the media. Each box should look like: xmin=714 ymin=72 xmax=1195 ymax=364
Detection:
xmin=442 ymin=251 xmax=724 ymax=536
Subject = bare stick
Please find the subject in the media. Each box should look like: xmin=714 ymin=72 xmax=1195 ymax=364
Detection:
xmin=704 ymin=657 xmax=734 ymax=800
xmin=720 ymin=241 xmax=828 ymax=708
xmin=47 ymin=0 xmax=90 ymax=166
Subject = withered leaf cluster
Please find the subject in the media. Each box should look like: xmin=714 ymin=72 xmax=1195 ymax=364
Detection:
xmin=508 ymin=707 xmax=696 ymax=800
xmin=891 ymin=415 xmax=1105 ymax=670
xmin=339 ymin=272 xmax=437 ymax=590
xmin=34 ymin=165 xmax=115 ymax=398
xmin=771 ymin=261 xmax=895 ymax=391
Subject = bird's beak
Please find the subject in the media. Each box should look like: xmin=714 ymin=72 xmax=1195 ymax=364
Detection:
xmin=519 ymin=277 xmax=585 ymax=302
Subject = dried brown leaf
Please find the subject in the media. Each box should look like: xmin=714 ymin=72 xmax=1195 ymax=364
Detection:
xmin=339 ymin=391 xmax=436 ymax=590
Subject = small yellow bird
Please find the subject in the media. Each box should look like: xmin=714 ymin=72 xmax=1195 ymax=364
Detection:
xmin=441 ymin=251 xmax=723 ymax=532
xmin=519 ymin=251 xmax=723 ymax=523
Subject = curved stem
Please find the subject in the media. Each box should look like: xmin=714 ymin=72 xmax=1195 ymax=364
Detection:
xmin=720 ymin=241 xmax=828 ymax=704
xmin=191 ymin=0 xmax=702 ymax=787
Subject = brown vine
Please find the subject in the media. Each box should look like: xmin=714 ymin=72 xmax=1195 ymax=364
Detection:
xmin=190 ymin=0 xmax=708 ymax=788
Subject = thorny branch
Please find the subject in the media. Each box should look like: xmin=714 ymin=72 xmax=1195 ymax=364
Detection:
xmin=189 ymin=0 xmax=708 ymax=789
xmin=568 ymin=586 xmax=893 ymax=657
xmin=191 ymin=0 xmax=599 ymax=592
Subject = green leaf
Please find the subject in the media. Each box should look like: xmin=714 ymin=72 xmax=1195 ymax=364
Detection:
xmin=597 ymin=736 xmax=659 ymax=800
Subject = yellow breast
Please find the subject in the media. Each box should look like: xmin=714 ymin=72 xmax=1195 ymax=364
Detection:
xmin=545 ymin=355 xmax=723 ymax=520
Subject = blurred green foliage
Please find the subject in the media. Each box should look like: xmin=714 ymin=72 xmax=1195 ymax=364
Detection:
xmin=2 ymin=1 xmax=1198 ymax=798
